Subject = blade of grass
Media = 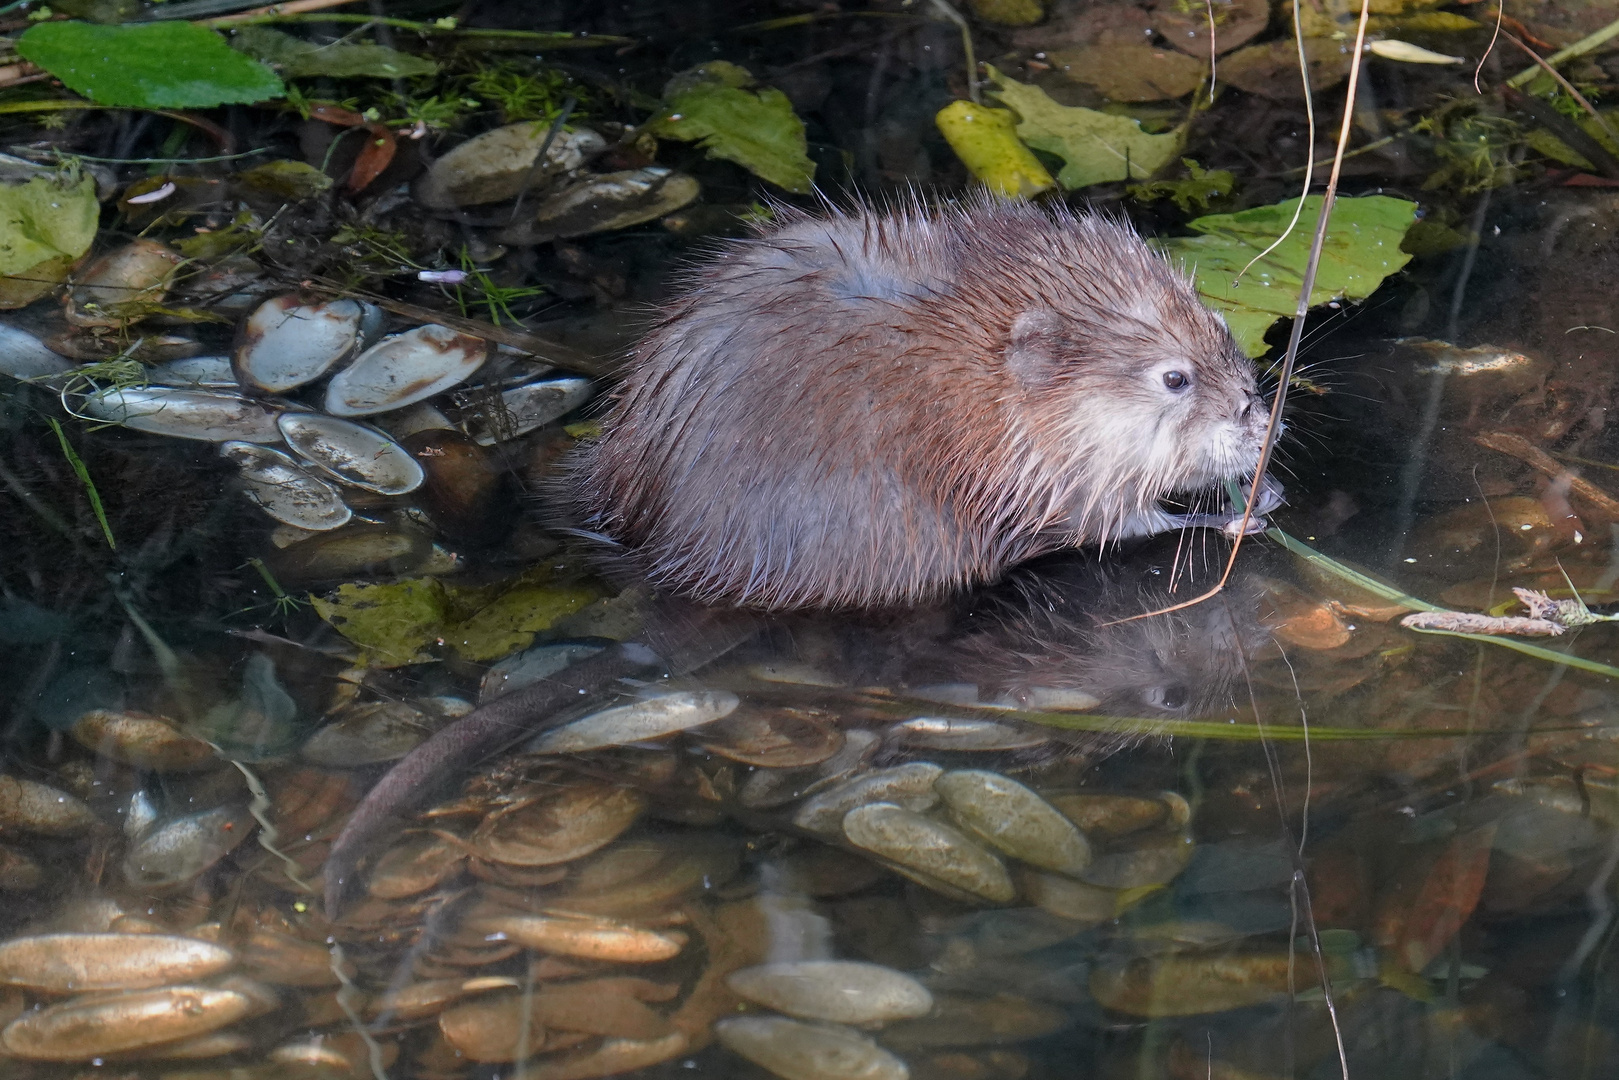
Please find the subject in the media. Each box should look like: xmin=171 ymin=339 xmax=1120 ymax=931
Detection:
xmin=866 ymin=697 xmax=1599 ymax=741
xmin=48 ymin=418 xmax=114 ymax=551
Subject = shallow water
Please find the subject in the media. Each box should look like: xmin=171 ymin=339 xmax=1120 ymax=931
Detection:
xmin=3 ymin=1 xmax=1619 ymax=1078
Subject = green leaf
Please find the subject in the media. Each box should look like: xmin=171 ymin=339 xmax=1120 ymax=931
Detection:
xmin=441 ymin=567 xmax=603 ymax=662
xmin=312 ymin=568 xmax=604 ymax=667
xmin=1157 ymin=195 xmax=1419 ymax=356
xmin=17 ymin=21 xmax=284 ymax=108
xmin=0 ymin=162 xmax=98 ymax=308
xmin=648 ymin=61 xmax=815 ymax=193
xmin=0 ymin=164 xmax=97 ymax=276
xmin=231 ymin=25 xmax=438 ymax=80
xmin=1128 ymin=158 xmax=1234 ymax=214
xmin=311 ymin=579 xmax=448 ymax=667
xmin=233 ymin=159 xmax=334 ymax=203
xmin=985 ymin=66 xmax=1184 ymax=189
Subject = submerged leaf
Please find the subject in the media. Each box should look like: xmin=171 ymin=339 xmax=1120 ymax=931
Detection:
xmin=1157 ymin=195 xmax=1419 ymax=356
xmin=234 ymin=160 xmax=335 ymax=203
xmin=313 ymin=568 xmax=604 ymax=666
xmin=648 ymin=62 xmax=814 ymax=193
xmin=311 ymin=579 xmax=449 ymax=666
xmin=0 ymin=161 xmax=98 ymax=309
xmin=985 ymin=67 xmax=1184 ymax=190
xmin=442 ymin=567 xmax=603 ymax=662
xmin=18 ymin=21 xmax=284 ymax=108
xmin=1046 ymin=45 xmax=1206 ymax=103
xmin=1379 ymin=824 xmax=1498 ymax=974
xmin=231 ymin=26 xmax=439 ymax=80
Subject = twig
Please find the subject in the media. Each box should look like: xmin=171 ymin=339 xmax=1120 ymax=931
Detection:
xmin=1475 ymin=1 xmax=1504 ymax=94
xmin=0 ymin=101 xmax=236 ymax=152
xmin=0 ymin=60 xmax=39 ymax=86
xmin=1506 ymin=12 xmax=1619 ymax=89
xmin=1233 ymin=0 xmax=1320 ymax=284
xmin=1266 ymin=522 xmax=1619 ymax=679
xmin=1500 ymin=31 xmax=1619 ymax=151
xmin=507 ymin=95 xmax=576 ymax=227
xmin=199 ymin=13 xmax=633 ymax=46
xmin=1474 ymin=429 xmax=1619 ymax=519
xmin=180 ymin=0 xmax=367 ymax=24
xmin=1277 ymin=133 xmax=1399 ymax=176
xmin=1112 ymin=0 xmax=1376 ymax=632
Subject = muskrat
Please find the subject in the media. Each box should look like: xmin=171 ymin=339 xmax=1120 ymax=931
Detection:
xmin=573 ymin=196 xmax=1278 ymax=610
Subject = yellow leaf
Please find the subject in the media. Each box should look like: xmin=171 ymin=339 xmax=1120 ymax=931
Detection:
xmin=934 ymin=100 xmax=1055 ymax=198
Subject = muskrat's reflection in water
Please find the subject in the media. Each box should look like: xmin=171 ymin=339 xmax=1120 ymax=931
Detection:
xmin=733 ymin=537 xmax=1273 ymax=734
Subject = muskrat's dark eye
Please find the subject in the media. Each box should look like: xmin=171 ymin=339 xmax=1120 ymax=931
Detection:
xmin=1162 ymin=370 xmax=1190 ymax=391
xmin=1150 ymin=684 xmax=1190 ymax=711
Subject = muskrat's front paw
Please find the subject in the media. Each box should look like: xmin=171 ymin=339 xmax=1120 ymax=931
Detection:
xmin=1164 ymin=477 xmax=1284 ymax=536
xmin=1219 ymin=513 xmax=1272 ymax=539
xmin=1242 ymin=475 xmax=1285 ymax=517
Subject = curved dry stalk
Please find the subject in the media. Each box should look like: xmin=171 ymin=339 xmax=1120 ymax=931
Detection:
xmin=1475 ymin=2 xmax=1506 ymax=94
xmin=1205 ymin=0 xmax=1219 ymax=91
xmin=1231 ymin=0 xmax=1318 ymax=286
xmin=927 ymin=0 xmax=979 ymax=104
xmin=1107 ymin=0 xmax=1374 ymax=638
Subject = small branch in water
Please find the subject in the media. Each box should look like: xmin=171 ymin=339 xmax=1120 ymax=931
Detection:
xmin=1498 ymin=30 xmax=1619 ymax=151
xmin=1474 ymin=429 xmax=1619 ymax=519
xmin=1505 ymin=12 xmax=1619 ymax=89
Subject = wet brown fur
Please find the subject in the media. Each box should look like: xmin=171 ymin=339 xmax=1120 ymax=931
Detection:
xmin=573 ymin=196 xmax=1268 ymax=610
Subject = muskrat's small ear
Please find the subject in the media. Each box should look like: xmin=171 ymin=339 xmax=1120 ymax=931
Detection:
xmin=1006 ymin=308 xmax=1067 ymax=387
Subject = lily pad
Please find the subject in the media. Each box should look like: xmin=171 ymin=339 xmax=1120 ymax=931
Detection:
xmin=1157 ymin=195 xmax=1419 ymax=356
xmin=18 ymin=21 xmax=284 ymax=108
xmin=231 ymin=26 xmax=439 ymax=80
xmin=0 ymin=161 xmax=98 ymax=309
xmin=986 ymin=67 xmax=1184 ymax=189
xmin=647 ymin=61 xmax=815 ymax=193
